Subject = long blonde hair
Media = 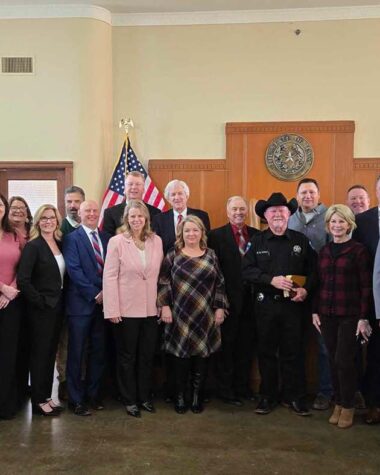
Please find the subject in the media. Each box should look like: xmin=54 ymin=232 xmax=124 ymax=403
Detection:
xmin=121 ymin=199 xmax=153 ymax=241
xmin=175 ymin=215 xmax=207 ymax=251
xmin=30 ymin=204 xmax=62 ymax=241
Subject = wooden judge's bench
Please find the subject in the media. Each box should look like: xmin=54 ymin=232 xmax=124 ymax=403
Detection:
xmin=148 ymin=120 xmax=380 ymax=392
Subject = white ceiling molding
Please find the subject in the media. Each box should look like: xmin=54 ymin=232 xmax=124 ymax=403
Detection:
xmin=113 ymin=5 xmax=380 ymax=26
xmin=1 ymin=4 xmax=380 ymax=26
xmin=0 ymin=5 xmax=112 ymax=24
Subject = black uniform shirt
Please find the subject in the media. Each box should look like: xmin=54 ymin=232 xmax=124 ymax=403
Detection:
xmin=242 ymin=228 xmax=317 ymax=295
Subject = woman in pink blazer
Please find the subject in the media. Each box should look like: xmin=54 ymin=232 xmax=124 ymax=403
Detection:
xmin=103 ymin=199 xmax=163 ymax=418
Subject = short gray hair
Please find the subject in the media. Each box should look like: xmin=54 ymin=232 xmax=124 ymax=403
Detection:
xmin=226 ymin=195 xmax=248 ymax=209
xmin=164 ymin=180 xmax=190 ymax=200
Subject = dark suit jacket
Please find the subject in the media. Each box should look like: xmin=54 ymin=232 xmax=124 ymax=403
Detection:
xmin=152 ymin=207 xmax=211 ymax=255
xmin=17 ymin=236 xmax=63 ymax=310
xmin=63 ymin=226 xmax=111 ymax=316
xmin=353 ymin=207 xmax=379 ymax=258
xmin=102 ymin=201 xmax=161 ymax=236
xmin=208 ymin=223 xmax=259 ymax=316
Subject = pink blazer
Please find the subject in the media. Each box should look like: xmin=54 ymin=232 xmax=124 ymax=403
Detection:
xmin=103 ymin=233 xmax=163 ymax=319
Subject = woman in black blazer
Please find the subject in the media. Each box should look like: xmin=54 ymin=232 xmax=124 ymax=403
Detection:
xmin=17 ymin=204 xmax=65 ymax=416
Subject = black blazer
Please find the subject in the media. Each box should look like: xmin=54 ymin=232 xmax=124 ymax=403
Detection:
xmin=353 ymin=207 xmax=379 ymax=258
xmin=208 ymin=223 xmax=259 ymax=316
xmin=17 ymin=236 xmax=63 ymax=310
xmin=102 ymin=201 xmax=161 ymax=236
xmin=152 ymin=207 xmax=211 ymax=255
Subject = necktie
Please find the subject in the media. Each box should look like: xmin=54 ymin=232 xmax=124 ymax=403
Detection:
xmin=91 ymin=231 xmax=104 ymax=274
xmin=177 ymin=214 xmax=183 ymax=228
xmin=237 ymin=230 xmax=246 ymax=256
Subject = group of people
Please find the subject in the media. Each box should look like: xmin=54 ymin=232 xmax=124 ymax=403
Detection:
xmin=0 ymin=172 xmax=380 ymax=431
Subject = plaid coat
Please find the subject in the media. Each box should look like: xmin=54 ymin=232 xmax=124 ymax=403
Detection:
xmin=157 ymin=248 xmax=228 ymax=358
xmin=314 ymin=239 xmax=372 ymax=319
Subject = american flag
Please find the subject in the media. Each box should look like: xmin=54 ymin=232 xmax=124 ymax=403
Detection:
xmin=99 ymin=139 xmax=166 ymax=228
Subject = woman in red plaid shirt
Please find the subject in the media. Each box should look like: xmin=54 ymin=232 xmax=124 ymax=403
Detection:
xmin=312 ymin=204 xmax=372 ymax=429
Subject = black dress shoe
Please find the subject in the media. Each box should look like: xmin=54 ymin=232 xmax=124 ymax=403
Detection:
xmin=285 ymin=400 xmax=311 ymax=417
xmin=126 ymin=404 xmax=141 ymax=418
xmin=255 ymin=398 xmax=275 ymax=415
xmin=140 ymin=401 xmax=156 ymax=413
xmin=89 ymin=399 xmax=105 ymax=411
xmin=221 ymin=396 xmax=243 ymax=407
xmin=32 ymin=403 xmax=60 ymax=417
xmin=174 ymin=393 xmax=188 ymax=414
xmin=46 ymin=398 xmax=65 ymax=412
xmin=71 ymin=403 xmax=91 ymax=417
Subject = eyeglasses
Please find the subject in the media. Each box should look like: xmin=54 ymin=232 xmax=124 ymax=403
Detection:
xmin=40 ymin=216 xmax=57 ymax=223
xmin=10 ymin=206 xmax=27 ymax=211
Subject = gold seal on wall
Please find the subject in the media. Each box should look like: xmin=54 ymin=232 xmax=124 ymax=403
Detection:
xmin=265 ymin=134 xmax=314 ymax=181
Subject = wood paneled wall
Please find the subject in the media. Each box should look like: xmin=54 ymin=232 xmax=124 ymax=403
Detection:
xmin=148 ymin=121 xmax=379 ymax=392
xmin=149 ymin=121 xmax=380 ymax=227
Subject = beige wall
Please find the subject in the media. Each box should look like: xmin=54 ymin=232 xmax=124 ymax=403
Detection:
xmin=0 ymin=18 xmax=113 ymax=201
xmin=113 ymin=19 xmax=380 ymax=161
xmin=1 ymin=17 xmax=380 ymax=203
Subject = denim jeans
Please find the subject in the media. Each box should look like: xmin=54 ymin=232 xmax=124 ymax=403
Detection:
xmin=317 ymin=332 xmax=333 ymax=398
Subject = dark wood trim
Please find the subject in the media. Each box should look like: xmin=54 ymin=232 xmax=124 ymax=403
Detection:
xmin=226 ymin=120 xmax=355 ymax=134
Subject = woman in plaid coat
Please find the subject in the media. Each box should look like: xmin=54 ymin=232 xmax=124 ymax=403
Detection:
xmin=312 ymin=204 xmax=372 ymax=429
xmin=158 ymin=215 xmax=228 ymax=414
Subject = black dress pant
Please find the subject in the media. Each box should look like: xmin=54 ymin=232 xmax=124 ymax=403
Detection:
xmin=256 ymin=299 xmax=304 ymax=402
xmin=320 ymin=315 xmax=358 ymax=408
xmin=28 ymin=296 xmax=63 ymax=405
xmin=216 ymin=300 xmax=255 ymax=398
xmin=0 ymin=298 xmax=21 ymax=418
xmin=363 ymin=320 xmax=380 ymax=408
xmin=16 ymin=296 xmax=31 ymax=402
xmin=114 ymin=317 xmax=158 ymax=405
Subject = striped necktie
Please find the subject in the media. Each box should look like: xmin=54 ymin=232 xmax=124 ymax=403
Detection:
xmin=237 ymin=230 xmax=246 ymax=256
xmin=177 ymin=214 xmax=183 ymax=228
xmin=90 ymin=231 xmax=104 ymax=274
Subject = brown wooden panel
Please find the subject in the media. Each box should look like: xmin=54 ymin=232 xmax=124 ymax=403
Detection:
xmin=353 ymin=158 xmax=380 ymax=206
xmin=148 ymin=159 xmax=227 ymax=227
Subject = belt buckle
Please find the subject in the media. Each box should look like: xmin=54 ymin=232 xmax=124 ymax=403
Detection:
xmin=256 ymin=292 xmax=264 ymax=302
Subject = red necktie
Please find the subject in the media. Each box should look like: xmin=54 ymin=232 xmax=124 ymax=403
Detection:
xmin=91 ymin=231 xmax=104 ymax=274
xmin=237 ymin=230 xmax=246 ymax=255
xmin=177 ymin=214 xmax=183 ymax=227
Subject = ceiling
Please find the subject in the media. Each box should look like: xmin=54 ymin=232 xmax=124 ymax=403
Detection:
xmin=2 ymin=0 xmax=380 ymax=14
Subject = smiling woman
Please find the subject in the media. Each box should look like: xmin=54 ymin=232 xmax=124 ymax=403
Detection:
xmin=17 ymin=204 xmax=65 ymax=417
xmin=103 ymin=199 xmax=164 ymax=418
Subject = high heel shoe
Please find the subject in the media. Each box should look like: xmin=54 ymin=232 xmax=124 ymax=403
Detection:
xmin=46 ymin=398 xmax=65 ymax=412
xmin=32 ymin=402 xmax=60 ymax=417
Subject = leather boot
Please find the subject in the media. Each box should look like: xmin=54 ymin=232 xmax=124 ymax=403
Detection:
xmin=338 ymin=408 xmax=355 ymax=429
xmin=190 ymin=357 xmax=208 ymax=414
xmin=191 ymin=371 xmax=203 ymax=414
xmin=174 ymin=357 xmax=190 ymax=414
xmin=329 ymin=405 xmax=342 ymax=425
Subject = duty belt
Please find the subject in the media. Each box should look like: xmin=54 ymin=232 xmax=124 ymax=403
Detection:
xmin=256 ymin=292 xmax=286 ymax=302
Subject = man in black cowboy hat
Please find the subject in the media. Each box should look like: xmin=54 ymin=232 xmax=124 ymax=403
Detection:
xmin=242 ymin=192 xmax=317 ymax=416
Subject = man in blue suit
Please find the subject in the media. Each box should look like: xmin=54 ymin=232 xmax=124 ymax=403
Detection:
xmin=63 ymin=200 xmax=110 ymax=416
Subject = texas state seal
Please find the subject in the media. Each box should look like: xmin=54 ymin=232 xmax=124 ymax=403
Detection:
xmin=265 ymin=134 xmax=314 ymax=181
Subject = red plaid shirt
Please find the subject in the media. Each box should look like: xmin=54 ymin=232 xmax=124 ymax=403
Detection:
xmin=314 ymin=239 xmax=372 ymax=319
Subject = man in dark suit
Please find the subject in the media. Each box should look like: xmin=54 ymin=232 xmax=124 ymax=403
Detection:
xmin=57 ymin=185 xmax=86 ymax=401
xmin=152 ymin=179 xmax=210 ymax=402
xmin=103 ymin=171 xmax=160 ymax=236
xmin=208 ymin=196 xmax=259 ymax=406
xmin=353 ymin=175 xmax=380 ymax=423
xmin=152 ymin=179 xmax=210 ymax=254
xmin=63 ymin=200 xmax=110 ymax=416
